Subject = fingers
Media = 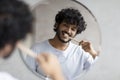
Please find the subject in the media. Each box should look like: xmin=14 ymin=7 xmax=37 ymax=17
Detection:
xmin=36 ymin=54 xmax=45 ymax=65
xmin=82 ymin=42 xmax=90 ymax=48
xmin=79 ymin=40 xmax=91 ymax=52
xmin=79 ymin=40 xmax=90 ymax=46
xmin=36 ymin=53 xmax=49 ymax=64
xmin=40 ymin=53 xmax=49 ymax=62
xmin=36 ymin=53 xmax=57 ymax=65
xmin=79 ymin=40 xmax=84 ymax=45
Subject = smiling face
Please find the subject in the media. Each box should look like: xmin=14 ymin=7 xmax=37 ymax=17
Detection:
xmin=56 ymin=22 xmax=77 ymax=43
xmin=53 ymin=8 xmax=86 ymax=44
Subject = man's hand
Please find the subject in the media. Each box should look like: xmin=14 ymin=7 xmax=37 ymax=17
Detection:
xmin=36 ymin=53 xmax=64 ymax=80
xmin=79 ymin=40 xmax=99 ymax=59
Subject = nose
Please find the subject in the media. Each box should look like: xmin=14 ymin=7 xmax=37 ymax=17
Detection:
xmin=66 ymin=27 xmax=72 ymax=34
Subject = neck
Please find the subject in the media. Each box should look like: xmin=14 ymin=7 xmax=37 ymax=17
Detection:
xmin=49 ymin=35 xmax=69 ymax=51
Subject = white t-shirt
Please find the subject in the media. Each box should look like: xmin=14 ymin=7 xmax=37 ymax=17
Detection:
xmin=0 ymin=72 xmax=18 ymax=80
xmin=26 ymin=40 xmax=97 ymax=80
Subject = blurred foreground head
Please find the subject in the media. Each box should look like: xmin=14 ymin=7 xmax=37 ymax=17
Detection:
xmin=0 ymin=0 xmax=33 ymax=58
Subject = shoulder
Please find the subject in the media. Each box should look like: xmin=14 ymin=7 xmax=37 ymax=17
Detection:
xmin=70 ymin=42 xmax=79 ymax=48
xmin=70 ymin=42 xmax=83 ymax=52
xmin=70 ymin=42 xmax=91 ymax=57
xmin=31 ymin=40 xmax=48 ymax=49
xmin=69 ymin=42 xmax=84 ymax=56
xmin=0 ymin=72 xmax=18 ymax=80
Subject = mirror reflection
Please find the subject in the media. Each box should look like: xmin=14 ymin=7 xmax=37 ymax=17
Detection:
xmin=20 ymin=0 xmax=101 ymax=80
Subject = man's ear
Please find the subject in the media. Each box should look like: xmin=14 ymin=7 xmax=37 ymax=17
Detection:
xmin=54 ymin=23 xmax=58 ymax=28
xmin=54 ymin=23 xmax=59 ymax=31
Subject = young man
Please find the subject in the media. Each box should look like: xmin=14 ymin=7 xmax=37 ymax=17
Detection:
xmin=0 ymin=0 xmax=64 ymax=80
xmin=26 ymin=8 xmax=99 ymax=80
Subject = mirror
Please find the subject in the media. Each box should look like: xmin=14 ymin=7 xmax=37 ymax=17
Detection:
xmin=19 ymin=0 xmax=101 ymax=80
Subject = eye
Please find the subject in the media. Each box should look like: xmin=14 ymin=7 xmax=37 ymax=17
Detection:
xmin=63 ymin=23 xmax=69 ymax=27
xmin=71 ymin=27 xmax=77 ymax=31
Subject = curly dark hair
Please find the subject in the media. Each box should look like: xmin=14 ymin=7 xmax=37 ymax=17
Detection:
xmin=54 ymin=8 xmax=86 ymax=34
xmin=0 ymin=0 xmax=33 ymax=49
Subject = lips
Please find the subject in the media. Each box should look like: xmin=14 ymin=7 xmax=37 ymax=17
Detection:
xmin=62 ymin=31 xmax=69 ymax=38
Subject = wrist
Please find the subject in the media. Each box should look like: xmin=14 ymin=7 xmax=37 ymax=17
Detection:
xmin=89 ymin=49 xmax=98 ymax=59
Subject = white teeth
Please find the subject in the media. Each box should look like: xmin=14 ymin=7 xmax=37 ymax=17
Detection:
xmin=64 ymin=33 xmax=72 ymax=39
xmin=64 ymin=33 xmax=69 ymax=37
